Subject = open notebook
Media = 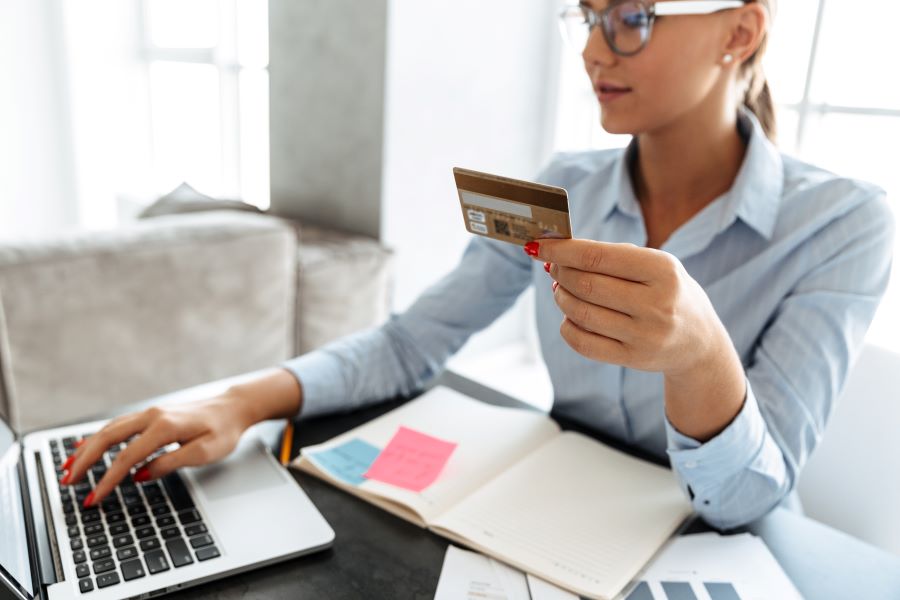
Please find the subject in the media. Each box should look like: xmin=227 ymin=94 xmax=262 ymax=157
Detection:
xmin=291 ymin=386 xmax=692 ymax=600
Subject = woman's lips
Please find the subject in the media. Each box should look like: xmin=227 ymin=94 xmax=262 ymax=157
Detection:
xmin=595 ymin=82 xmax=632 ymax=103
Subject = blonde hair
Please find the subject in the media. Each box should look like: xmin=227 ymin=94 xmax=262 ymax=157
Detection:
xmin=739 ymin=0 xmax=776 ymax=141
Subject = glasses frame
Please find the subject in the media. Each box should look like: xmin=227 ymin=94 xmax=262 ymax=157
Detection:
xmin=559 ymin=0 xmax=748 ymax=57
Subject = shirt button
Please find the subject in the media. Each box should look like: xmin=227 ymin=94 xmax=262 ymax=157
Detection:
xmin=685 ymin=461 xmax=698 ymax=469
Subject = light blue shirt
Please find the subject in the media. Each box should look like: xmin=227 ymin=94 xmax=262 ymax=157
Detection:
xmin=285 ymin=110 xmax=894 ymax=529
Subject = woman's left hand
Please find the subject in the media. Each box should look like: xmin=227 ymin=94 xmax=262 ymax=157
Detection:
xmin=529 ymin=239 xmax=729 ymax=377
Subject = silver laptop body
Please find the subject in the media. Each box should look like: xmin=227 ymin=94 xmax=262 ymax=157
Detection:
xmin=1 ymin=413 xmax=334 ymax=600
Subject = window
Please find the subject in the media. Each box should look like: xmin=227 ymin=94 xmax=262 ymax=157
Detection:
xmin=63 ymin=0 xmax=270 ymax=229
xmin=553 ymin=0 xmax=900 ymax=352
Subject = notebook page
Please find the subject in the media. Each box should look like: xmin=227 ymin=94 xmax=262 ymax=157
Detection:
xmin=431 ymin=431 xmax=692 ymax=600
xmin=294 ymin=386 xmax=560 ymax=523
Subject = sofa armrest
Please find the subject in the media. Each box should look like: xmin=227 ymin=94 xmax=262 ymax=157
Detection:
xmin=0 ymin=211 xmax=297 ymax=432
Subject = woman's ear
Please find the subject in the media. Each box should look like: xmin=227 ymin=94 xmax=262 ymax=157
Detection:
xmin=724 ymin=3 xmax=769 ymax=64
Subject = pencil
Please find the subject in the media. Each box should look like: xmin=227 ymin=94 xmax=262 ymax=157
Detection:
xmin=279 ymin=420 xmax=294 ymax=466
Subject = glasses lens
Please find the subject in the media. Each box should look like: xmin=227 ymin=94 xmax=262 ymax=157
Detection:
xmin=606 ymin=1 xmax=651 ymax=55
xmin=558 ymin=5 xmax=591 ymax=51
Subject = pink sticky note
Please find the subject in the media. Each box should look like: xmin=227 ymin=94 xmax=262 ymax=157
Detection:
xmin=363 ymin=426 xmax=457 ymax=492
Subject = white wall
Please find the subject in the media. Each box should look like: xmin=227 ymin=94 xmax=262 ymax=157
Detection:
xmin=381 ymin=1 xmax=562 ymax=360
xmin=0 ymin=0 xmax=78 ymax=237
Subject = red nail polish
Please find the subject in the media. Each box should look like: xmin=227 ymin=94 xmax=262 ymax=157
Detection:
xmin=523 ymin=241 xmax=540 ymax=257
xmin=133 ymin=467 xmax=152 ymax=483
xmin=552 ymin=281 xmax=559 ymax=292
xmin=83 ymin=492 xmax=95 ymax=508
xmin=61 ymin=471 xmax=71 ymax=485
xmin=62 ymin=455 xmax=75 ymax=471
xmin=543 ymin=262 xmax=551 ymax=273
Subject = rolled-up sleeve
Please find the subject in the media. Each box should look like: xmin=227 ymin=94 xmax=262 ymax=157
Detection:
xmin=283 ymin=234 xmax=534 ymax=419
xmin=665 ymin=192 xmax=894 ymax=529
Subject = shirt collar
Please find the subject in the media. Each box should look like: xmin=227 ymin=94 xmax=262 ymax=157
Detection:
xmin=600 ymin=108 xmax=784 ymax=241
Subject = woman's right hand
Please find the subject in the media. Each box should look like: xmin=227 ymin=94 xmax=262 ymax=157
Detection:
xmin=60 ymin=368 xmax=303 ymax=507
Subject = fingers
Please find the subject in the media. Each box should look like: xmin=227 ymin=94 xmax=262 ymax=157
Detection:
xmin=64 ymin=412 xmax=148 ymax=486
xmin=140 ymin=437 xmax=216 ymax=481
xmin=560 ymin=317 xmax=629 ymax=364
xmin=529 ymin=239 xmax=666 ymax=282
xmin=553 ymin=284 xmax=634 ymax=341
xmin=551 ymin=265 xmax=644 ymax=316
xmin=90 ymin=418 xmax=183 ymax=505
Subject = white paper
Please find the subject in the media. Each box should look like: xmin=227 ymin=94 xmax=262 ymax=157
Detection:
xmin=616 ymin=532 xmax=803 ymax=600
xmin=434 ymin=546 xmax=578 ymax=600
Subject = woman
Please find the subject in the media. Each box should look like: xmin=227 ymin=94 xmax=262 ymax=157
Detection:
xmin=64 ymin=0 xmax=892 ymax=529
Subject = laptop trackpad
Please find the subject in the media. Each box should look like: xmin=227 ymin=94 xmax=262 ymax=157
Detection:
xmin=190 ymin=441 xmax=284 ymax=501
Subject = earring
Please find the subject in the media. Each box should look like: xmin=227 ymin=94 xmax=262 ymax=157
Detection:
xmin=722 ymin=54 xmax=734 ymax=65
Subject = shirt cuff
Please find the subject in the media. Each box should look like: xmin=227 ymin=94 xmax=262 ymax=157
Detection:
xmin=665 ymin=379 xmax=767 ymax=500
xmin=281 ymin=350 xmax=347 ymax=420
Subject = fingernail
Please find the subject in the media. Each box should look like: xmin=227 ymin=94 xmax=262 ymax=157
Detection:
xmin=523 ymin=241 xmax=540 ymax=257
xmin=543 ymin=262 xmax=551 ymax=273
xmin=83 ymin=492 xmax=95 ymax=508
xmin=74 ymin=440 xmax=85 ymax=448
xmin=62 ymin=455 xmax=75 ymax=470
xmin=552 ymin=281 xmax=559 ymax=292
xmin=133 ymin=467 xmax=152 ymax=483
xmin=61 ymin=471 xmax=71 ymax=485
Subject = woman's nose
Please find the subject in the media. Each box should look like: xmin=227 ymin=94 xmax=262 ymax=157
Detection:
xmin=582 ymin=26 xmax=617 ymax=68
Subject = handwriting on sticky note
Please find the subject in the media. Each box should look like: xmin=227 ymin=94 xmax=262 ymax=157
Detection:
xmin=305 ymin=438 xmax=381 ymax=486
xmin=363 ymin=426 xmax=457 ymax=492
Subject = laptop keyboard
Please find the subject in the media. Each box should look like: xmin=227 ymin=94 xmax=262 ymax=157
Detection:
xmin=50 ymin=435 xmax=221 ymax=594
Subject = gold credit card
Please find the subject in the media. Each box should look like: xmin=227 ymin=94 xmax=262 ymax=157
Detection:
xmin=453 ymin=167 xmax=572 ymax=247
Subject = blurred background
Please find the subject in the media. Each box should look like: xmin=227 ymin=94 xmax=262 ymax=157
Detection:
xmin=1 ymin=0 xmax=898 ymax=553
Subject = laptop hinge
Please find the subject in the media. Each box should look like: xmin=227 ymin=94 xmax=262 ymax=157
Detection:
xmin=31 ymin=452 xmax=64 ymax=586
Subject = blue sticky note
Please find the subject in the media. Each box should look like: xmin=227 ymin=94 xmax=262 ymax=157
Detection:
xmin=306 ymin=438 xmax=381 ymax=486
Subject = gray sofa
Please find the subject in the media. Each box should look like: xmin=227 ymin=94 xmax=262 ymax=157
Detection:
xmin=0 ymin=211 xmax=392 ymax=432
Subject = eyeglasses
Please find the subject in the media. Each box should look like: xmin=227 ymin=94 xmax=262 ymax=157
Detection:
xmin=559 ymin=0 xmax=747 ymax=56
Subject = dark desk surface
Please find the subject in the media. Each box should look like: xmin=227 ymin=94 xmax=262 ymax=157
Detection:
xmin=86 ymin=371 xmax=900 ymax=599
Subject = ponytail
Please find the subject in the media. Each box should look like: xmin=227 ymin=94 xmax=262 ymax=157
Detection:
xmin=740 ymin=0 xmax=777 ymax=142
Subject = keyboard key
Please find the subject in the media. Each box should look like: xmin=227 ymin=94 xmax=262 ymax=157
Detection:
xmin=178 ymin=509 xmax=201 ymax=525
xmin=117 ymin=546 xmax=138 ymax=561
xmin=135 ymin=526 xmax=156 ymax=539
xmin=109 ymin=523 xmax=129 ymax=536
xmin=86 ymin=535 xmax=107 ymax=549
xmin=82 ymin=512 xmax=101 ymax=524
xmin=62 ymin=501 xmax=75 ymax=515
xmin=70 ymin=539 xmax=83 ymax=551
xmin=65 ymin=514 xmax=77 ymax=527
xmin=106 ymin=511 xmax=125 ymax=524
xmin=73 ymin=550 xmax=86 ymax=564
xmin=151 ymin=505 xmax=171 ymax=517
xmin=89 ymin=547 xmax=111 ymax=561
xmin=165 ymin=538 xmax=194 ymax=568
xmin=83 ymin=523 xmax=103 ymax=536
xmin=74 ymin=482 xmax=92 ymax=494
xmin=120 ymin=558 xmax=146 ymax=581
xmin=113 ymin=534 xmax=134 ymax=548
xmin=195 ymin=545 xmax=220 ymax=561
xmin=140 ymin=538 xmax=161 ymax=552
xmin=162 ymin=473 xmax=195 ymax=511
xmin=161 ymin=527 xmax=180 ymax=540
xmin=96 ymin=572 xmax=120 ymax=589
xmin=128 ymin=505 xmax=148 ymax=517
xmin=76 ymin=564 xmax=90 ymax=578
xmin=131 ymin=515 xmax=151 ymax=527
xmin=144 ymin=549 xmax=170 ymax=574
xmin=157 ymin=516 xmax=176 ymax=528
xmin=189 ymin=534 xmax=213 ymax=548
xmin=183 ymin=523 xmax=207 ymax=537
xmin=67 ymin=526 xmax=80 ymax=538
xmin=92 ymin=558 xmax=115 ymax=574
xmin=78 ymin=578 xmax=93 ymax=593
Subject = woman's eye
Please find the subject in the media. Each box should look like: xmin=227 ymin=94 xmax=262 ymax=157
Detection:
xmin=621 ymin=12 xmax=649 ymax=29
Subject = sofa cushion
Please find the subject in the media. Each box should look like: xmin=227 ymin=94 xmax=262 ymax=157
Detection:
xmin=0 ymin=211 xmax=296 ymax=432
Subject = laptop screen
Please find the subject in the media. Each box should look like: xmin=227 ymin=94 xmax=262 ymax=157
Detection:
xmin=0 ymin=418 xmax=35 ymax=599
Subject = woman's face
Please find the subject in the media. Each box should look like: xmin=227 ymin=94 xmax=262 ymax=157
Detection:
xmin=582 ymin=0 xmax=735 ymax=136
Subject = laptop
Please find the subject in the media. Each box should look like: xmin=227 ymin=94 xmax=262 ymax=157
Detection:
xmin=0 ymin=411 xmax=335 ymax=600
